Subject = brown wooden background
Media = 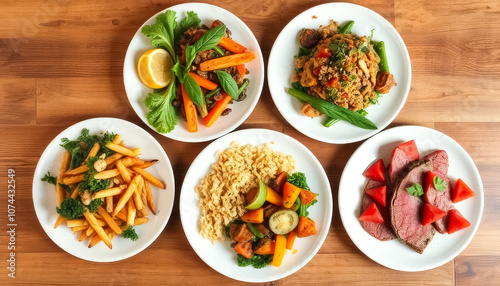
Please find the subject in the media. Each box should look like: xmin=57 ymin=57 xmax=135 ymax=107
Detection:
xmin=1 ymin=0 xmax=499 ymax=284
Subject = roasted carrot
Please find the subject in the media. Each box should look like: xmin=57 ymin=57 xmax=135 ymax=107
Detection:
xmin=181 ymin=83 xmax=198 ymax=132
xmin=236 ymin=64 xmax=245 ymax=78
xmin=286 ymin=229 xmax=297 ymax=250
xmin=272 ymin=235 xmax=287 ymax=267
xmin=188 ymin=72 xmax=217 ymax=90
xmin=200 ymin=52 xmax=255 ymax=71
xmin=241 ymin=208 xmax=264 ymax=224
xmin=297 ymin=216 xmax=317 ymax=238
xmin=202 ymin=92 xmax=232 ymax=127
xmin=218 ymin=36 xmax=247 ymax=54
xmin=282 ymin=182 xmax=302 ymax=208
xmin=234 ymin=241 xmax=253 ymax=259
xmin=255 ymin=239 xmax=275 ymax=255
xmin=266 ymin=186 xmax=283 ymax=206
xmin=300 ymin=189 xmax=317 ymax=205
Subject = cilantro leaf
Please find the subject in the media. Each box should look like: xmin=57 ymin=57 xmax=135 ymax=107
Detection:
xmin=433 ymin=176 xmax=446 ymax=192
xmin=144 ymin=82 xmax=179 ymax=133
xmin=123 ymin=226 xmax=139 ymax=241
xmin=406 ymin=183 xmax=424 ymax=197
xmin=41 ymin=171 xmax=57 ymax=185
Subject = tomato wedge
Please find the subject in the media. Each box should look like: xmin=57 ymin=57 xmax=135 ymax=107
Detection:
xmin=448 ymin=209 xmax=471 ymax=234
xmin=422 ymin=203 xmax=446 ymax=226
xmin=365 ymin=185 xmax=387 ymax=207
xmin=362 ymin=159 xmax=385 ymax=182
xmin=452 ymin=178 xmax=475 ymax=203
xmin=359 ymin=202 xmax=384 ymax=223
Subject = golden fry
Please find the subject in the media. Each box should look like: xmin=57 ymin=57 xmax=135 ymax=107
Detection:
xmin=112 ymin=175 xmax=141 ymax=217
xmin=54 ymin=215 xmax=65 ymax=229
xmin=93 ymin=169 xmax=120 ymax=180
xmin=65 ymin=164 xmax=88 ymax=175
xmin=121 ymin=157 xmax=145 ymax=167
xmin=144 ymin=180 xmax=156 ymax=214
xmin=121 ymin=217 xmax=150 ymax=231
xmin=97 ymin=206 xmax=122 ymax=235
xmin=72 ymin=225 xmax=88 ymax=232
xmin=135 ymin=160 xmax=158 ymax=169
xmin=133 ymin=177 xmax=144 ymax=211
xmin=92 ymin=185 xmax=126 ymax=200
xmin=86 ymin=226 xmax=95 ymax=236
xmin=105 ymin=143 xmax=141 ymax=157
xmin=105 ymin=153 xmax=124 ymax=167
xmin=131 ymin=167 xmax=164 ymax=189
xmin=115 ymin=208 xmax=127 ymax=222
xmin=116 ymin=159 xmax=131 ymax=183
xmin=88 ymin=232 xmax=101 ymax=248
xmin=56 ymin=151 xmax=71 ymax=205
xmin=83 ymin=209 xmax=112 ymax=249
xmin=127 ymin=199 xmax=136 ymax=227
xmin=78 ymin=230 xmax=88 ymax=242
xmin=62 ymin=174 xmax=85 ymax=185
xmin=112 ymin=134 xmax=121 ymax=144
xmin=67 ymin=218 xmax=106 ymax=228
xmin=106 ymin=196 xmax=113 ymax=213
xmin=82 ymin=142 xmax=100 ymax=166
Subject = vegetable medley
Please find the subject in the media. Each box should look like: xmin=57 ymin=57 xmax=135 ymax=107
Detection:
xmin=225 ymin=172 xmax=318 ymax=268
xmin=140 ymin=10 xmax=256 ymax=133
xmin=41 ymin=128 xmax=164 ymax=248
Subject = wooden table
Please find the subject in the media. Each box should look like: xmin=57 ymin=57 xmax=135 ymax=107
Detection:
xmin=1 ymin=0 xmax=499 ymax=284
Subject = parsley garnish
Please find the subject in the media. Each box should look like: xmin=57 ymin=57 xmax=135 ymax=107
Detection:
xmin=433 ymin=176 xmax=446 ymax=192
xmin=406 ymin=183 xmax=424 ymax=197
xmin=41 ymin=171 xmax=57 ymax=185
xmin=123 ymin=226 xmax=139 ymax=241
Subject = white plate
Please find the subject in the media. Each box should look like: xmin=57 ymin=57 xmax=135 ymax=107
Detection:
xmin=267 ymin=3 xmax=411 ymax=144
xmin=179 ymin=129 xmax=333 ymax=282
xmin=32 ymin=117 xmax=175 ymax=262
xmin=123 ymin=3 xmax=265 ymax=142
xmin=338 ymin=125 xmax=484 ymax=271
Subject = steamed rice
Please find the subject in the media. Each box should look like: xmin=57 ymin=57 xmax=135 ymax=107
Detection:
xmin=196 ymin=142 xmax=295 ymax=243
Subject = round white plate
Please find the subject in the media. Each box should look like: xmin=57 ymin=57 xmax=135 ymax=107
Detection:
xmin=179 ymin=128 xmax=333 ymax=282
xmin=338 ymin=125 xmax=484 ymax=271
xmin=268 ymin=3 xmax=411 ymax=144
xmin=123 ymin=3 xmax=265 ymax=142
xmin=32 ymin=117 xmax=175 ymax=262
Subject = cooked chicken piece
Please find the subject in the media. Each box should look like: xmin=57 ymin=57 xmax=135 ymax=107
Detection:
xmin=375 ymin=72 xmax=396 ymax=94
xmin=299 ymin=28 xmax=321 ymax=48
xmin=301 ymin=103 xmax=322 ymax=118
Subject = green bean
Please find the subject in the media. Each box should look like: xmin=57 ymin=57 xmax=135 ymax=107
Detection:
xmin=338 ymin=20 xmax=354 ymax=34
xmin=246 ymin=223 xmax=264 ymax=239
xmin=374 ymin=41 xmax=390 ymax=73
xmin=323 ymin=116 xmax=340 ymax=127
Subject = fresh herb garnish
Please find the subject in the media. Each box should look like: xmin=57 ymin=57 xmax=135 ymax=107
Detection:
xmin=141 ymin=10 xmax=177 ymax=60
xmin=288 ymin=88 xmax=377 ymax=130
xmin=237 ymin=254 xmax=273 ymax=269
xmin=287 ymin=172 xmax=310 ymax=190
xmin=41 ymin=171 xmax=57 ymax=185
xmin=100 ymin=131 xmax=116 ymax=157
xmin=144 ymin=82 xmax=178 ymax=133
xmin=58 ymin=183 xmax=72 ymax=193
xmin=86 ymin=156 xmax=99 ymax=174
xmin=86 ymin=198 xmax=103 ymax=213
xmin=295 ymin=47 xmax=312 ymax=58
xmin=123 ymin=226 xmax=139 ymax=241
xmin=406 ymin=183 xmax=424 ymax=197
xmin=183 ymin=73 xmax=204 ymax=106
xmin=215 ymin=70 xmax=239 ymax=99
xmin=433 ymin=176 xmax=446 ymax=192
xmin=291 ymin=81 xmax=308 ymax=93
xmin=60 ymin=128 xmax=98 ymax=169
xmin=298 ymin=197 xmax=318 ymax=217
xmin=56 ymin=197 xmax=86 ymax=220
xmin=78 ymin=174 xmax=110 ymax=194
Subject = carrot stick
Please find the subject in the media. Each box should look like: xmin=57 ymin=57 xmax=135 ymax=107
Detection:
xmin=200 ymin=53 xmax=255 ymax=71
xmin=236 ymin=64 xmax=245 ymax=78
xmin=202 ymin=93 xmax=232 ymax=127
xmin=218 ymin=36 xmax=247 ymax=54
xmin=188 ymin=72 xmax=217 ymax=90
xmin=286 ymin=230 xmax=297 ymax=250
xmin=181 ymin=83 xmax=198 ymax=132
xmin=272 ymin=235 xmax=287 ymax=267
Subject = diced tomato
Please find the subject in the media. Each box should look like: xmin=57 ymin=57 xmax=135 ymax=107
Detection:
xmin=422 ymin=203 xmax=447 ymax=226
xmin=210 ymin=19 xmax=223 ymax=28
xmin=365 ymin=185 xmax=387 ymax=207
xmin=359 ymin=202 xmax=384 ymax=223
xmin=313 ymin=66 xmax=322 ymax=76
xmin=424 ymin=171 xmax=436 ymax=203
xmin=315 ymin=47 xmax=331 ymax=58
xmin=325 ymin=76 xmax=338 ymax=88
xmin=341 ymin=92 xmax=348 ymax=99
xmin=447 ymin=209 xmax=471 ymax=234
xmin=452 ymin=178 xmax=475 ymax=203
xmin=362 ymin=159 xmax=386 ymax=182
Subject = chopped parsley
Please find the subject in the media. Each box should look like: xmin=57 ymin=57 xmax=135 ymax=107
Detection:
xmin=287 ymin=172 xmax=310 ymax=190
xmin=86 ymin=198 xmax=103 ymax=213
xmin=122 ymin=226 xmax=139 ymax=241
xmin=237 ymin=254 xmax=273 ymax=269
xmin=58 ymin=183 xmax=72 ymax=193
xmin=41 ymin=171 xmax=57 ymax=185
xmin=78 ymin=174 xmax=110 ymax=193
xmin=56 ymin=197 xmax=86 ymax=220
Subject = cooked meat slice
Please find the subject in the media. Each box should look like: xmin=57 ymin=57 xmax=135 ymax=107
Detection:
xmin=299 ymin=28 xmax=321 ymax=48
xmin=264 ymin=204 xmax=282 ymax=219
xmin=360 ymin=180 xmax=396 ymax=241
xmin=229 ymin=223 xmax=254 ymax=242
xmin=391 ymin=160 xmax=435 ymax=254
xmin=301 ymin=103 xmax=322 ymax=118
xmin=423 ymin=150 xmax=454 ymax=233
xmin=253 ymin=223 xmax=272 ymax=237
xmin=375 ymin=72 xmax=395 ymax=94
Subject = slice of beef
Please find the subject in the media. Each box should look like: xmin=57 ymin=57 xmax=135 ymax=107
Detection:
xmin=423 ymin=150 xmax=454 ymax=233
xmin=360 ymin=179 xmax=396 ymax=241
xmin=388 ymin=142 xmax=419 ymax=184
xmin=253 ymin=223 xmax=273 ymax=238
xmin=229 ymin=223 xmax=254 ymax=242
xmin=391 ymin=160 xmax=435 ymax=254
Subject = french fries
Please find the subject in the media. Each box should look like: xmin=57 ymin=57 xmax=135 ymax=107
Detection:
xmin=45 ymin=130 xmax=164 ymax=249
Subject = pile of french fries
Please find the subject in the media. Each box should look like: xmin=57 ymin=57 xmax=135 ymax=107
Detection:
xmin=53 ymin=134 xmax=165 ymax=249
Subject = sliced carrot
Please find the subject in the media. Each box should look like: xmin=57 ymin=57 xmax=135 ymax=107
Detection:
xmin=181 ymin=83 xmax=198 ymax=132
xmin=236 ymin=64 xmax=245 ymax=78
xmin=202 ymin=93 xmax=232 ymax=127
xmin=286 ymin=229 xmax=297 ymax=250
xmin=272 ymin=235 xmax=287 ymax=267
xmin=200 ymin=52 xmax=255 ymax=71
xmin=218 ymin=36 xmax=247 ymax=54
xmin=188 ymin=72 xmax=217 ymax=90
xmin=241 ymin=208 xmax=264 ymax=224
xmin=297 ymin=216 xmax=317 ymax=238
xmin=266 ymin=186 xmax=283 ymax=206
xmin=282 ymin=182 xmax=302 ymax=208
xmin=300 ymin=189 xmax=317 ymax=205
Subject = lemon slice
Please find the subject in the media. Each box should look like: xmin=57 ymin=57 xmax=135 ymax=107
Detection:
xmin=137 ymin=49 xmax=174 ymax=89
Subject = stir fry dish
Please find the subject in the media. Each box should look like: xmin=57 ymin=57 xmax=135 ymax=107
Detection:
xmin=41 ymin=128 xmax=164 ymax=249
xmin=139 ymin=10 xmax=256 ymax=133
xmin=288 ymin=20 xmax=396 ymax=129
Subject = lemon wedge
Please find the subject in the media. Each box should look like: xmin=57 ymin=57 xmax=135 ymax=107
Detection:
xmin=137 ymin=49 xmax=174 ymax=89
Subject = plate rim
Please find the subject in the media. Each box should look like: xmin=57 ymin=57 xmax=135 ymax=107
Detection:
xmin=32 ymin=117 xmax=175 ymax=262
xmin=122 ymin=2 xmax=265 ymax=143
xmin=267 ymin=2 xmax=412 ymax=144
xmin=338 ymin=125 xmax=484 ymax=271
xmin=179 ymin=128 xmax=333 ymax=282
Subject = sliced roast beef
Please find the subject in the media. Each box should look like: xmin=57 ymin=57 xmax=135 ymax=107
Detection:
xmin=423 ymin=150 xmax=454 ymax=233
xmin=391 ymin=160 xmax=435 ymax=254
xmin=360 ymin=180 xmax=396 ymax=241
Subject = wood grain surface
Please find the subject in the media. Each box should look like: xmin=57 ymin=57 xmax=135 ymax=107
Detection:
xmin=1 ymin=0 xmax=500 ymax=285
